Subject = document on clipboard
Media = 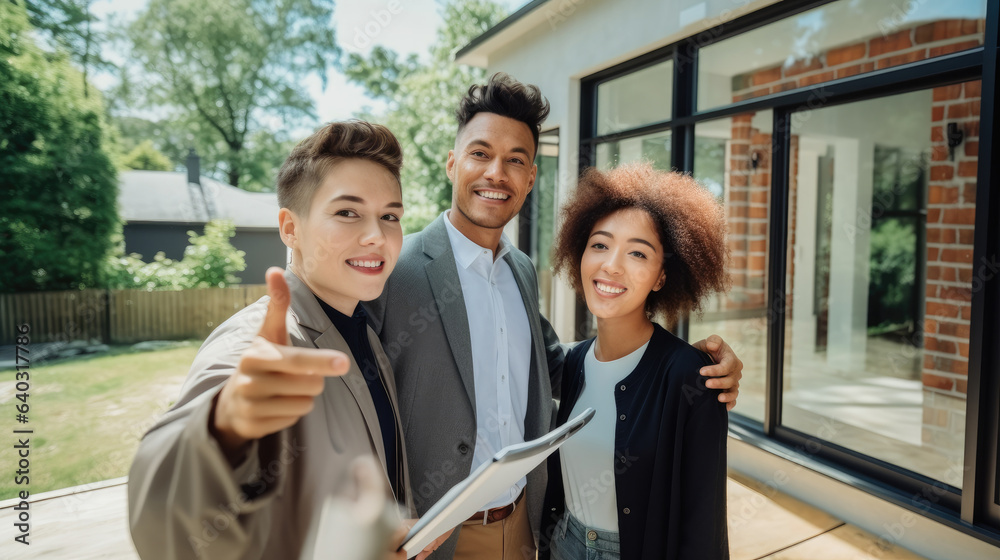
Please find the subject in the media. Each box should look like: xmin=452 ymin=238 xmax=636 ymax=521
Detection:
xmin=400 ymin=407 xmax=595 ymax=557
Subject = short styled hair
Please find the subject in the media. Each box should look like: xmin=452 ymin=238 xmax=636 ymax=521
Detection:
xmin=455 ymin=72 xmax=550 ymax=152
xmin=277 ymin=120 xmax=403 ymax=214
xmin=553 ymin=162 xmax=730 ymax=322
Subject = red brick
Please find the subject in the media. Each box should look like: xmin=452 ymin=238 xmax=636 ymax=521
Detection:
xmin=959 ymin=228 xmax=975 ymax=244
xmin=931 ymin=106 xmax=945 ymax=122
xmin=926 ymin=284 xmax=938 ymax=299
xmin=729 ymin=205 xmax=748 ymax=218
xmin=930 ymin=165 xmax=954 ymax=181
xmin=930 ymin=40 xmax=981 ymax=58
xmin=931 ymin=125 xmax=945 ymax=142
xmin=941 ymin=266 xmax=957 ymax=282
xmin=750 ymin=191 xmax=769 ymax=204
xmin=799 ymin=71 xmax=836 ymax=87
xmin=749 ymin=206 xmax=768 ymax=219
xmin=732 ymin=126 xmax=752 ymax=140
xmin=731 ymin=255 xmax=747 ymax=269
xmin=966 ymin=121 xmax=980 ymax=139
xmin=922 ymin=373 xmax=955 ymax=392
xmin=964 ymin=140 xmax=979 ymax=158
xmin=958 ymin=160 xmax=978 ymax=178
xmin=971 ymin=100 xmax=980 ymax=116
xmin=929 ymin=185 xmax=959 ymax=204
xmin=877 ymin=49 xmax=927 ymax=69
xmin=930 ymin=145 xmax=949 ymax=161
xmin=959 ymin=342 xmax=970 ymax=358
xmin=750 ymin=223 xmax=768 ymax=236
xmin=727 ymin=221 xmax=747 ymax=235
xmin=927 ymin=301 xmax=960 ymax=318
xmin=928 ymin=247 xmax=940 ymax=262
xmin=958 ymin=267 xmax=973 ymax=283
xmin=956 ymin=378 xmax=968 ymax=394
xmin=924 ymin=318 xmax=938 ymax=334
xmin=836 ymin=64 xmax=867 ymax=79
xmin=752 ymin=66 xmax=783 ymax=86
xmin=931 ymin=338 xmax=958 ymax=354
xmin=729 ymin=174 xmax=749 ymax=187
xmin=870 ymin=30 xmax=913 ymax=56
xmin=943 ymin=208 xmax=976 ymax=225
xmin=749 ymin=239 xmax=767 ymax=252
xmin=928 ymin=208 xmax=942 ymax=223
xmin=948 ymin=102 xmax=973 ymax=119
xmin=962 ymin=305 xmax=971 ymax=321
xmin=914 ymin=23 xmax=936 ymax=44
xmin=962 ymin=19 xmax=981 ymax=36
xmin=964 ymin=81 xmax=982 ymax=98
xmin=784 ymin=57 xmax=823 ymax=77
xmin=927 ymin=228 xmax=941 ymax=243
xmin=771 ymin=81 xmax=797 ymax=93
xmin=748 ymin=255 xmax=766 ymax=271
xmin=943 ymin=20 xmax=966 ymax=40
xmin=862 ymin=62 xmax=876 ymax=72
xmin=933 ymin=84 xmax=963 ymax=101
xmin=938 ymin=320 xmax=970 ymax=339
xmin=937 ymin=228 xmax=957 ymax=243
xmin=927 ymin=265 xmax=940 ymax=280
xmin=940 ymin=286 xmax=973 ymax=302
xmin=827 ymin=42 xmax=867 ymax=66
xmin=941 ymin=248 xmax=974 ymax=264
xmin=752 ymin=173 xmax=770 ymax=187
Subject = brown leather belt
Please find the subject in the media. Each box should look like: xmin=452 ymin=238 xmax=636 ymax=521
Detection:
xmin=466 ymin=490 xmax=524 ymax=524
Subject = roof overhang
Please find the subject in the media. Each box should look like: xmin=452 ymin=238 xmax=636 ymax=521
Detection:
xmin=455 ymin=0 xmax=554 ymax=67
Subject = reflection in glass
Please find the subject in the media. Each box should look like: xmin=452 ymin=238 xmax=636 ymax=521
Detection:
xmin=595 ymin=130 xmax=671 ymax=171
xmin=783 ymin=85 xmax=979 ymax=487
xmin=596 ymin=60 xmax=673 ymax=135
xmin=689 ymin=111 xmax=774 ymax=423
xmin=697 ymin=0 xmax=987 ymax=110
xmin=531 ymin=132 xmax=559 ymax=319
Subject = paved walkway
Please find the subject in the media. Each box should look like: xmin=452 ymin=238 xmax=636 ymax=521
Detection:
xmin=0 ymin=471 xmax=928 ymax=559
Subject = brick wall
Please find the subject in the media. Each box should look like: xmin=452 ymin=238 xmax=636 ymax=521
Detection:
xmin=730 ymin=19 xmax=984 ymax=102
xmin=724 ymin=114 xmax=770 ymax=311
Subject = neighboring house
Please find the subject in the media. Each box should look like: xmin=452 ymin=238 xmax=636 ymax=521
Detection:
xmin=457 ymin=0 xmax=1000 ymax=557
xmin=118 ymin=167 xmax=287 ymax=283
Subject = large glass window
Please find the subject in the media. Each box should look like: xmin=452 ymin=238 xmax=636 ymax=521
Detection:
xmin=698 ymin=0 xmax=987 ymax=110
xmin=531 ymin=131 xmax=559 ymax=318
xmin=689 ymin=111 xmax=774 ymax=424
xmin=595 ymin=130 xmax=671 ymax=170
xmin=782 ymin=83 xmax=980 ymax=487
xmin=596 ymin=60 xmax=673 ymax=135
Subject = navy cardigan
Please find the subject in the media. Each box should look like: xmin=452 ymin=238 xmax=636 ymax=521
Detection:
xmin=539 ymin=324 xmax=729 ymax=559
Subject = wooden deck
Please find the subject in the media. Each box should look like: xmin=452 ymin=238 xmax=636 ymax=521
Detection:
xmin=0 ymin=472 xmax=928 ymax=559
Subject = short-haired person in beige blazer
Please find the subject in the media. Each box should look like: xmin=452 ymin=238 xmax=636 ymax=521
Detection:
xmin=128 ymin=121 xmax=449 ymax=560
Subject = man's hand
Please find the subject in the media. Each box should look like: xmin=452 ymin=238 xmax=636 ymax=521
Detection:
xmin=692 ymin=335 xmax=743 ymax=411
xmin=211 ymin=267 xmax=350 ymax=463
xmin=391 ymin=521 xmax=453 ymax=560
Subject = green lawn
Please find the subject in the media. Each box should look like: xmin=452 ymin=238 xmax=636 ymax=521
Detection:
xmin=0 ymin=342 xmax=201 ymax=500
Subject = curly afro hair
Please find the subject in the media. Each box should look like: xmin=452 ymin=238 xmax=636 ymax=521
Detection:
xmin=553 ymin=162 xmax=729 ymax=323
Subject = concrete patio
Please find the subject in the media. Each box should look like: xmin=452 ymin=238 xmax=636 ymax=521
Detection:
xmin=0 ymin=470 xmax=929 ymax=560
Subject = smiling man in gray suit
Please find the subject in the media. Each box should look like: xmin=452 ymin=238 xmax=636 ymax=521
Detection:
xmin=365 ymin=74 xmax=744 ymax=560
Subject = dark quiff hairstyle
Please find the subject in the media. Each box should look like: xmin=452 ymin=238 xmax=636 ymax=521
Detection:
xmin=455 ymin=72 xmax=551 ymax=152
xmin=277 ymin=120 xmax=403 ymax=214
xmin=553 ymin=162 xmax=729 ymax=322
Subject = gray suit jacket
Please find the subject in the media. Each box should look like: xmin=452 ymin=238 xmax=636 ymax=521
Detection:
xmin=366 ymin=214 xmax=565 ymax=559
xmin=128 ymin=269 xmax=413 ymax=560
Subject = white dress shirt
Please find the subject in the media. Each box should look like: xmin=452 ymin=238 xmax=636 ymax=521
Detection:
xmin=444 ymin=211 xmax=531 ymax=510
xmin=561 ymin=338 xmax=649 ymax=531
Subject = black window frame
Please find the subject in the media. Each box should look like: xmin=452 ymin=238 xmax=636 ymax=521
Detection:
xmin=577 ymin=0 xmax=1000 ymax=545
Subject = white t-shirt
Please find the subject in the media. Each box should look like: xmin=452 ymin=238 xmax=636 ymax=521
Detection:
xmin=560 ymin=338 xmax=649 ymax=531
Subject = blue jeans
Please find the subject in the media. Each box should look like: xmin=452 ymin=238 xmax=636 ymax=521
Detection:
xmin=549 ymin=511 xmax=620 ymax=560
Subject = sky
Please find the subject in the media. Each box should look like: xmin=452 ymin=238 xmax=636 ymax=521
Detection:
xmin=90 ymin=0 xmax=526 ymax=123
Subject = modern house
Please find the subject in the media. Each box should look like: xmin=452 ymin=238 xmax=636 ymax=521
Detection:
xmin=118 ymin=161 xmax=287 ymax=283
xmin=458 ymin=0 xmax=1000 ymax=558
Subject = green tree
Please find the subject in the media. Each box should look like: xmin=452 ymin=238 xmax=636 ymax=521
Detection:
xmin=121 ymin=140 xmax=173 ymax=171
xmin=342 ymin=0 xmax=507 ymax=232
xmin=0 ymin=1 xmax=120 ymax=292
xmin=24 ymin=0 xmax=113 ymax=98
xmin=124 ymin=0 xmax=337 ymax=191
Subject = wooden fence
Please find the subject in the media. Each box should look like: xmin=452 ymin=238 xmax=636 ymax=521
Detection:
xmin=0 ymin=285 xmax=268 ymax=345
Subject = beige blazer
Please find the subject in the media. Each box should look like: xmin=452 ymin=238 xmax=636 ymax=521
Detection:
xmin=128 ymin=269 xmax=413 ymax=560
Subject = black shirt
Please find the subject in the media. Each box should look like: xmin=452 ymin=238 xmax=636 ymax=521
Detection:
xmin=317 ymin=297 xmax=400 ymax=498
xmin=540 ymin=324 xmax=729 ymax=560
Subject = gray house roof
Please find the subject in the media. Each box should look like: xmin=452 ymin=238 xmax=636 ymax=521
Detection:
xmin=119 ymin=170 xmax=279 ymax=229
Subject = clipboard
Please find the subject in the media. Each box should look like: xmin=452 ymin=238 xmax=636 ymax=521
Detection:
xmin=400 ymin=407 xmax=596 ymax=557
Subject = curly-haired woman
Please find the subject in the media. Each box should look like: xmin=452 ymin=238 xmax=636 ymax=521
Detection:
xmin=540 ymin=162 xmax=730 ymax=560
